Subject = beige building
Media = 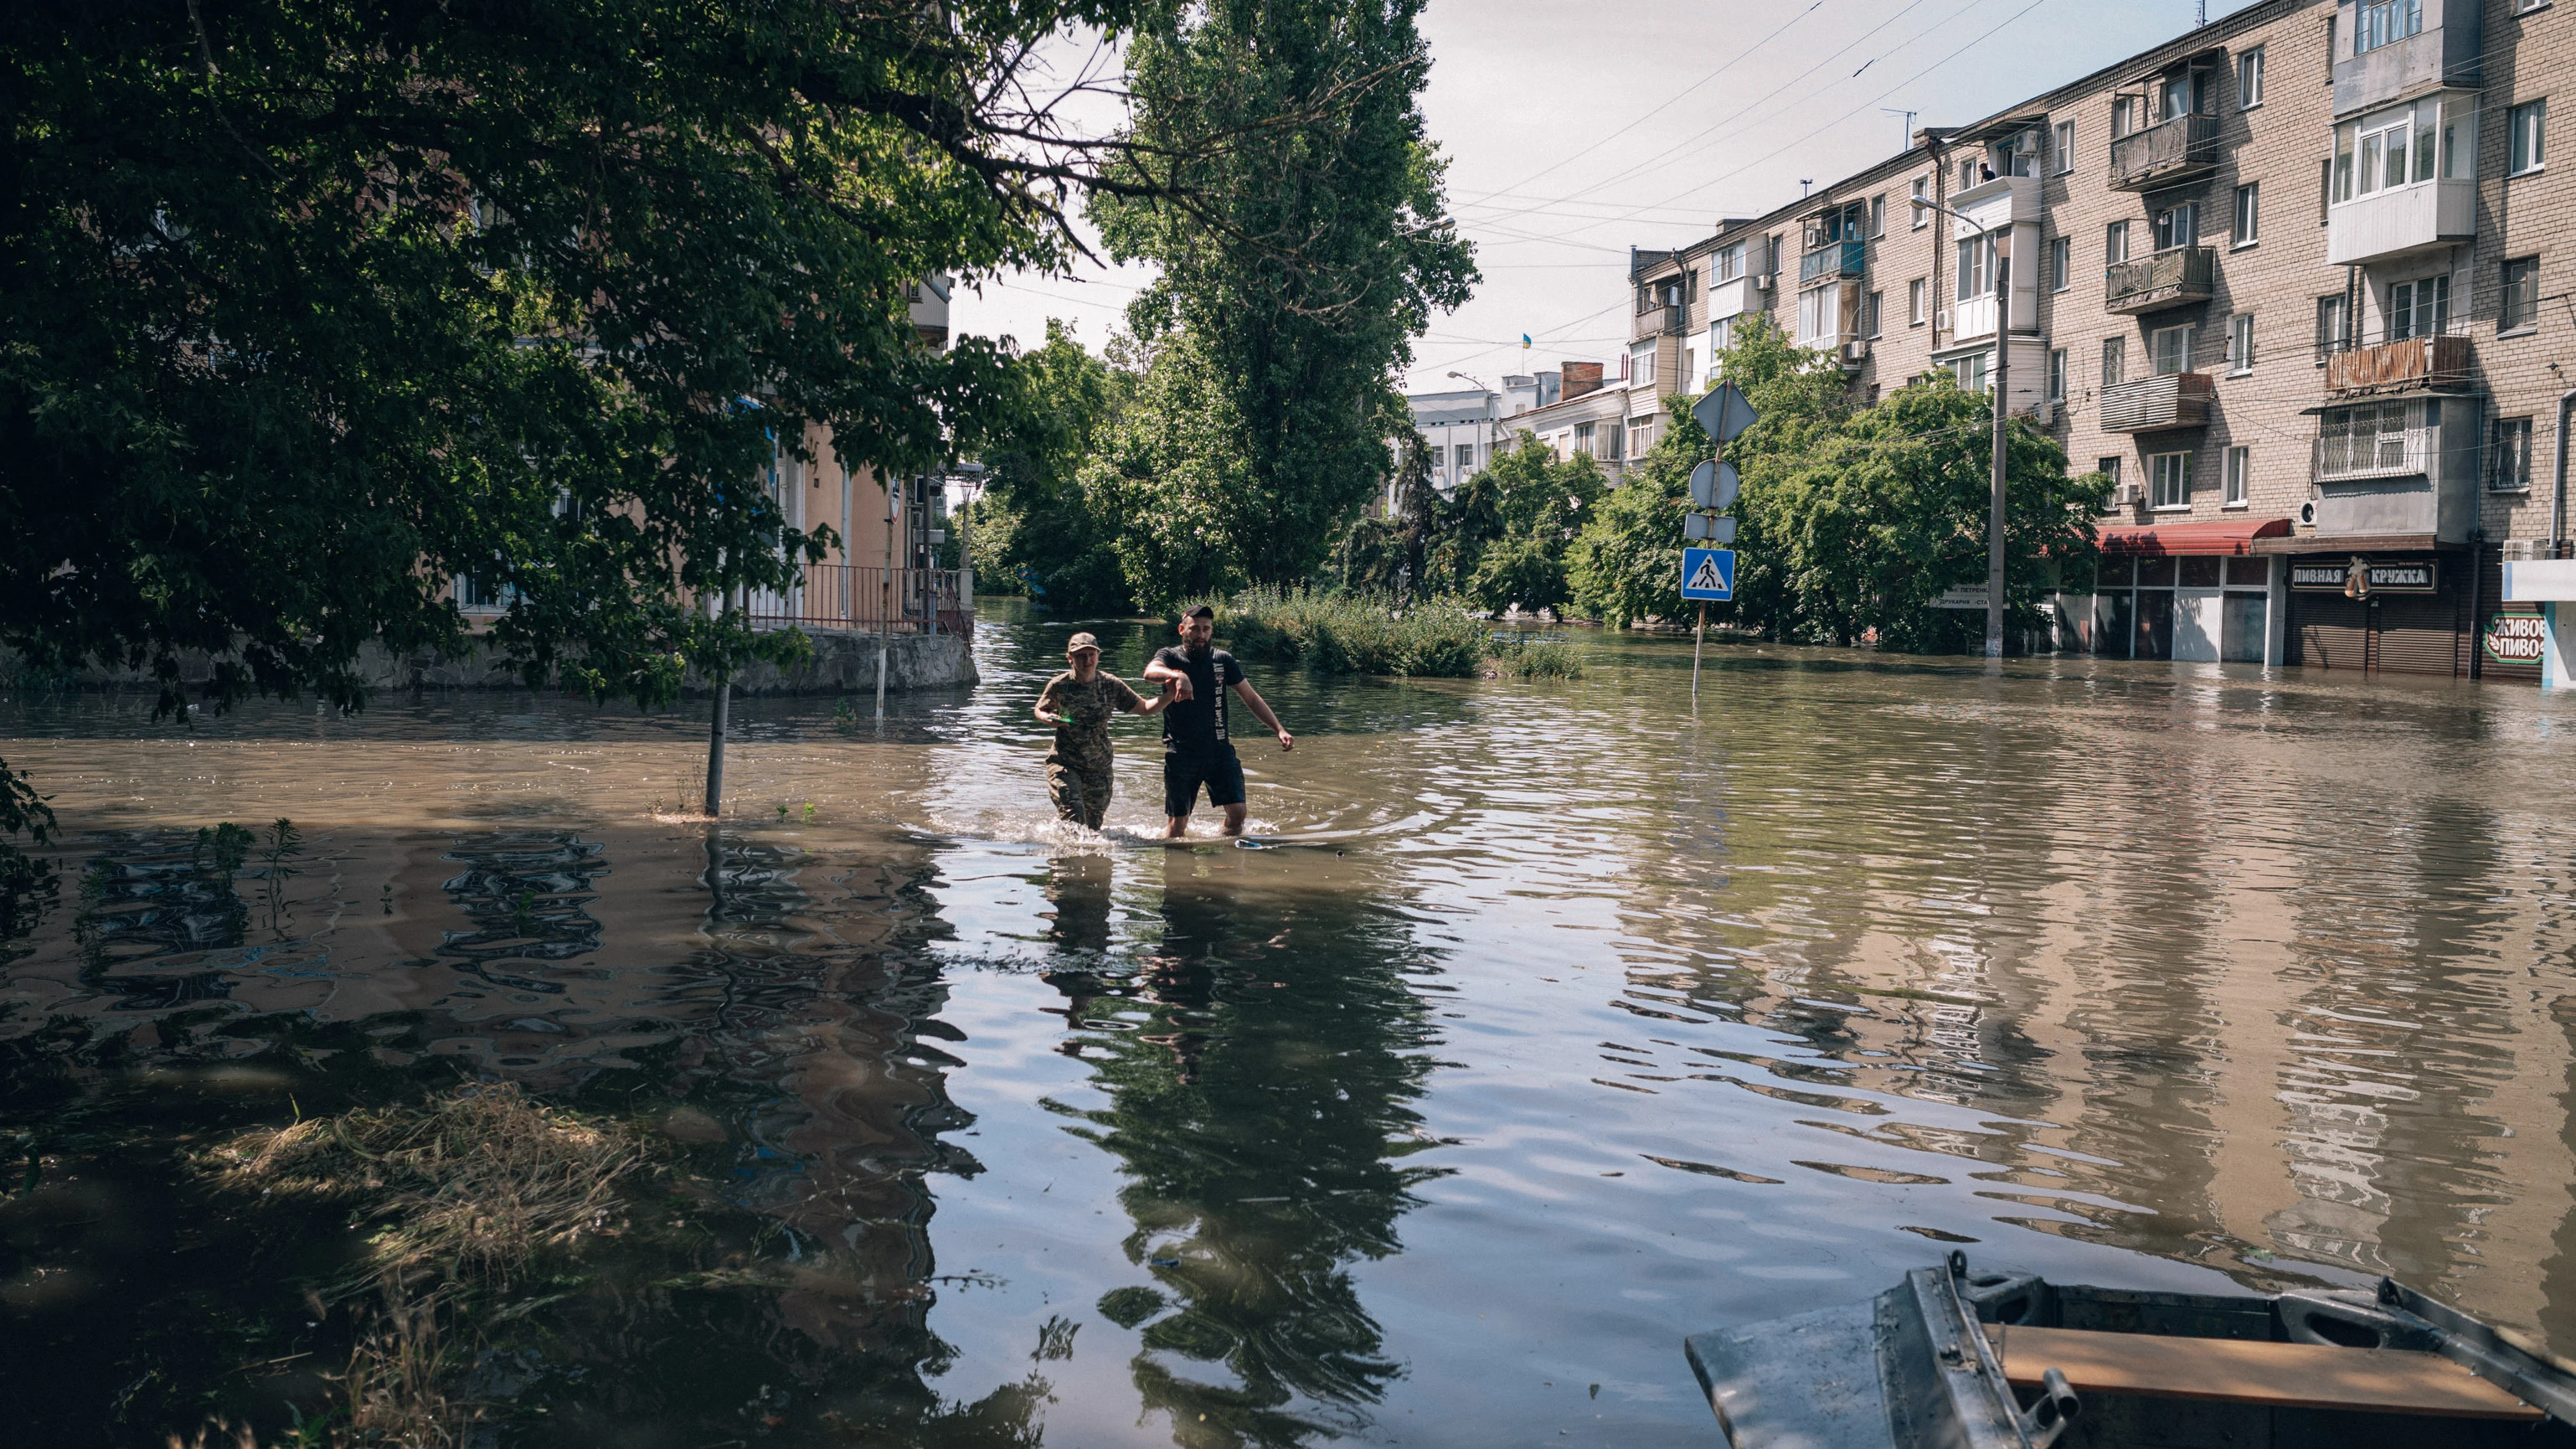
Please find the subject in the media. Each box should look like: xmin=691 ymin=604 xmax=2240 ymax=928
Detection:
xmin=1628 ymin=0 xmax=2567 ymax=679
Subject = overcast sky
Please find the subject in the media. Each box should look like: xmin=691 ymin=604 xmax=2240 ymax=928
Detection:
xmin=948 ymin=0 xmax=2261 ymax=397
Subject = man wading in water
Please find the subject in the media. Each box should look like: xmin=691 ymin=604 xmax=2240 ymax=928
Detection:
xmin=1033 ymin=632 xmax=1167 ymax=830
xmin=1142 ymin=605 xmax=1292 ymax=839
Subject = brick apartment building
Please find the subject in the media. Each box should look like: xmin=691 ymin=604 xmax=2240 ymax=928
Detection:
xmin=1626 ymin=0 xmax=2569 ymax=679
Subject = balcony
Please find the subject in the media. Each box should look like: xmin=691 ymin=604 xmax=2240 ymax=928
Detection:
xmin=2100 ymin=372 xmax=2215 ymax=432
xmin=2324 ymin=333 xmax=2475 ymax=398
xmin=2104 ymin=246 xmax=2217 ymax=315
xmin=2326 ymin=178 xmax=2475 ymax=266
xmin=1630 ymin=302 xmax=1687 ymax=343
xmin=2311 ymin=476 xmax=2437 ymax=535
xmin=2334 ymin=2 xmax=2480 ymax=116
xmin=1950 ymin=173 xmax=2041 ymax=234
xmin=1705 ymin=274 xmax=1760 ymax=324
xmin=1799 ymin=238 xmax=1865 ymax=286
xmin=2109 ymin=114 xmax=2220 ymax=191
xmin=2314 ymin=423 xmax=2435 ymax=482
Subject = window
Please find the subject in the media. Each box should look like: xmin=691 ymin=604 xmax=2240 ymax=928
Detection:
xmin=2151 ymin=323 xmax=2193 ymax=375
xmin=2493 ymin=417 xmax=2535 ymax=492
xmin=1629 ymin=341 xmax=1657 ymax=388
xmin=2099 ymin=456 xmax=2125 ymax=492
xmin=2238 ymin=46 xmax=2264 ymax=109
xmin=2334 ymin=95 xmax=2475 ymax=204
xmin=2355 ymin=0 xmax=2423 ymax=54
xmin=2233 ymin=183 xmax=2259 ymax=246
xmin=1954 ymin=351 xmax=1991 ymax=394
xmin=2053 ymin=119 xmax=2075 ymax=173
xmin=2386 ymin=274 xmax=2449 ymax=341
xmin=1573 ymin=421 xmax=1595 ymax=457
xmin=1910 ymin=177 xmax=1929 ymax=228
xmin=2160 ymin=72 xmax=2200 ymax=122
xmin=2319 ymin=402 xmax=2414 ymax=473
xmin=2224 ymin=446 xmax=2250 ymax=506
xmin=2153 ymin=201 xmax=2198 ymax=250
xmin=1955 ymin=235 xmax=1993 ymax=300
xmin=2049 ymin=348 xmax=2069 ymax=402
xmin=2228 ymin=312 xmax=2255 ymax=372
xmin=1870 ymin=194 xmax=1886 ymax=238
xmin=2050 ymin=235 xmax=2072 ymax=291
xmin=2316 ymin=294 xmax=2351 ymax=355
xmin=1865 ymin=290 xmax=1884 ymax=338
xmin=1708 ymin=315 xmax=1734 ymax=357
xmin=2112 ymin=95 xmax=2140 ymax=139
xmin=1714 ymin=240 xmax=1745 ymax=281
xmin=1959 ymin=157 xmax=1981 ymax=190
xmin=1908 ymin=277 xmax=1927 ymax=325
xmin=1453 ymin=443 xmax=1476 ymax=474
xmin=2511 ymin=100 xmax=2548 ymax=174
xmin=2151 ymin=451 xmax=2192 ymax=509
xmin=2501 ymin=256 xmax=2541 ymax=331
xmin=1626 ymin=415 xmax=1654 ymax=458
xmin=2102 ymin=335 xmax=2127 ymax=388
xmin=1683 ymin=348 xmax=1698 ymax=385
xmin=2105 ymin=219 xmax=2130 ymax=265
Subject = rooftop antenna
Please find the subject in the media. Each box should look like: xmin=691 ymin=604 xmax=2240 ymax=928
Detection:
xmin=2197 ymin=0 xmax=2206 ymax=23
xmin=1800 ymin=178 xmax=1814 ymax=199
xmin=1882 ymin=108 xmax=1918 ymax=150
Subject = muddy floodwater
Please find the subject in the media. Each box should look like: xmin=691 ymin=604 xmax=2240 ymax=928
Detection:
xmin=7 ymin=604 xmax=2576 ymax=1447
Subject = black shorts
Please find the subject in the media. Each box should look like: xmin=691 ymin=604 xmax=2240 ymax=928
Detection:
xmin=1162 ymin=745 xmax=1245 ymax=816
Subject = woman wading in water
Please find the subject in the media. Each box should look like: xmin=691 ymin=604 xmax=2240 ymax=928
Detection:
xmin=1033 ymin=632 xmax=1167 ymax=830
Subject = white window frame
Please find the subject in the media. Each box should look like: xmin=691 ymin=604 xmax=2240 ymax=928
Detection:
xmin=2151 ymin=323 xmax=2195 ymax=377
xmin=1954 ymin=351 xmax=1991 ymax=395
xmin=2511 ymin=99 xmax=2548 ymax=175
xmin=1715 ymin=240 xmax=1746 ymax=281
xmin=2355 ymin=0 xmax=2424 ymax=54
xmin=1910 ymin=177 xmax=1929 ymax=229
xmin=2152 ymin=200 xmax=2198 ymax=252
xmin=2233 ymin=182 xmax=2259 ymax=247
xmin=2048 ymin=348 xmax=2069 ymax=402
xmin=2050 ymin=235 xmax=2072 ymax=291
xmin=2150 ymin=451 xmax=2192 ymax=510
xmin=1955 ymin=235 xmax=1993 ymax=301
xmin=2224 ymin=445 xmax=2250 ymax=507
xmin=1629 ymin=340 xmax=1657 ymax=389
xmin=2105 ymin=219 xmax=2130 ymax=265
xmin=2228 ymin=312 xmax=2254 ymax=374
xmin=2492 ymin=416 xmax=2534 ymax=492
xmin=2053 ymin=119 xmax=2075 ymax=174
xmin=1870 ymin=194 xmax=1886 ymax=238
xmin=1866 ymin=289 xmax=1884 ymax=338
xmin=1909 ymin=277 xmax=1928 ymax=325
xmin=2386 ymin=273 xmax=2450 ymax=342
xmin=2238 ymin=46 xmax=2264 ymax=110
xmin=2501 ymin=255 xmax=2542 ymax=333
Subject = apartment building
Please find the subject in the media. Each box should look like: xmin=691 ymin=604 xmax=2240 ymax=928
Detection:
xmin=1629 ymin=0 xmax=2569 ymax=680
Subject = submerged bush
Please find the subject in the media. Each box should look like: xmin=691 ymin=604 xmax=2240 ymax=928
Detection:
xmin=1192 ymin=589 xmax=1581 ymax=679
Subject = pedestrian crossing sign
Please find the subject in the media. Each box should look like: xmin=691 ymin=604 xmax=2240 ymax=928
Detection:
xmin=1681 ymin=547 xmax=1736 ymax=601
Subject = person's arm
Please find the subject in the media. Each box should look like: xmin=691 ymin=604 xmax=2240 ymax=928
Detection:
xmin=1232 ymin=679 xmax=1293 ymax=750
xmin=1117 ymin=678 xmax=1167 ymax=717
xmin=1141 ymin=651 xmax=1193 ymax=699
xmin=1033 ymin=678 xmax=1074 ymax=728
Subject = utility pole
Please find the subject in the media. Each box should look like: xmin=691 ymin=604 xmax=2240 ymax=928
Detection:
xmin=1987 ymin=250 xmax=2011 ymax=660
xmin=703 ymin=586 xmax=729 ymax=817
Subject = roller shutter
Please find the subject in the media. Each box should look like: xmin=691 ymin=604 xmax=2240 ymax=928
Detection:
xmin=2297 ymin=594 xmax=2370 ymax=670
xmin=2476 ymin=548 xmax=2544 ymax=683
xmin=2374 ymin=593 xmax=2462 ymax=676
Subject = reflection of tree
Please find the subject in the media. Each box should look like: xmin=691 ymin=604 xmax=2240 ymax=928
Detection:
xmin=1054 ymin=852 xmax=1445 ymax=1449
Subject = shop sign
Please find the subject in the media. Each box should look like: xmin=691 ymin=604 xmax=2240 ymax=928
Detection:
xmin=2287 ymin=558 xmax=2438 ymax=593
xmin=2484 ymin=611 xmax=2548 ymax=665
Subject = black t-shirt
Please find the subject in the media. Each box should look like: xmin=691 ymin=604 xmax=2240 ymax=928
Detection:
xmin=1154 ymin=645 xmax=1244 ymax=753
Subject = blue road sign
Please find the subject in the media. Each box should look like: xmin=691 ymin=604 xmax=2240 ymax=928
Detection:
xmin=1681 ymin=548 xmax=1736 ymax=601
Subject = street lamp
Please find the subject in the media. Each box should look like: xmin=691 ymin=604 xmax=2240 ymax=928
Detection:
xmin=1912 ymin=193 xmax=2012 ymax=661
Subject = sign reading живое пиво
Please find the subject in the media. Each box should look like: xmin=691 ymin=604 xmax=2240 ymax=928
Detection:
xmin=2484 ymin=611 xmax=2546 ymax=664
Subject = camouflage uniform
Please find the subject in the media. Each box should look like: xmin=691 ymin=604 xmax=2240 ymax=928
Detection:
xmin=1037 ymin=669 xmax=1142 ymax=829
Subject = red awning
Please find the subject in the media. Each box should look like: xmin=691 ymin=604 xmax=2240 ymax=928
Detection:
xmin=2098 ymin=517 xmax=2293 ymax=557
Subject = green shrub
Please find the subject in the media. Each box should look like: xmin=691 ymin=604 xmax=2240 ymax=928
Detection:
xmin=1191 ymin=590 xmax=1583 ymax=679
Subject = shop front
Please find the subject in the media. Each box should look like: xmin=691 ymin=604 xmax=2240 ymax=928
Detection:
xmin=2068 ymin=518 xmax=2291 ymax=663
xmin=2502 ymin=558 xmax=2576 ymax=689
xmin=2257 ymin=538 xmax=2477 ymax=677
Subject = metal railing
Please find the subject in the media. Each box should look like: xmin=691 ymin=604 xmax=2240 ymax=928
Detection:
xmin=743 ymin=565 xmax=971 ymax=636
xmin=2104 ymin=246 xmax=2216 ymax=312
xmin=2109 ymin=113 xmax=2219 ymax=189
xmin=2313 ymin=420 xmax=2436 ymax=480
xmin=1798 ymin=239 xmax=1866 ymax=286
xmin=2100 ymin=372 xmax=2215 ymax=432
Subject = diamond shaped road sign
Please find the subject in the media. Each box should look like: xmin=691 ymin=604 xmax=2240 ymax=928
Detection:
xmin=1691 ymin=382 xmax=1757 ymax=445
xmin=1687 ymin=459 xmax=1741 ymax=513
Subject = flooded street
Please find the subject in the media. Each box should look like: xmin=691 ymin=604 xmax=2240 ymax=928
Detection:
xmin=8 ymin=603 xmax=2576 ymax=1448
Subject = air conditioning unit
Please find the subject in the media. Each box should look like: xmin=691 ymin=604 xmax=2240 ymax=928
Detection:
xmin=2112 ymin=483 xmax=2146 ymax=508
xmin=2501 ymin=538 xmax=2563 ymax=560
xmin=1840 ymin=339 xmax=1871 ymax=365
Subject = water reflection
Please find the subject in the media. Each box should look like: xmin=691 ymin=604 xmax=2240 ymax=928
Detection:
xmin=1050 ymin=853 xmax=1443 ymax=1446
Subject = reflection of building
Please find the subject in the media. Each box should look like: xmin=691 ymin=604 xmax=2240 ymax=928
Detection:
xmin=1620 ymin=0 xmax=2573 ymax=679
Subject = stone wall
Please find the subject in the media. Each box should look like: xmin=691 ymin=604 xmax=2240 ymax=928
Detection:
xmin=13 ymin=628 xmax=977 ymax=699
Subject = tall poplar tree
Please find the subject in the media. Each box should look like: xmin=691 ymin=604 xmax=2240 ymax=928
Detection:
xmin=1088 ymin=0 xmax=1476 ymax=601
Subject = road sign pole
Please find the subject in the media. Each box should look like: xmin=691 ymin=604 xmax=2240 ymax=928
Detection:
xmin=1987 ymin=250 xmax=2009 ymax=660
xmin=1692 ymin=604 xmax=1707 ymax=704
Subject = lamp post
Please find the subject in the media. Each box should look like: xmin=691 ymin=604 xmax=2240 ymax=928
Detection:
xmin=1912 ymin=194 xmax=2012 ymax=660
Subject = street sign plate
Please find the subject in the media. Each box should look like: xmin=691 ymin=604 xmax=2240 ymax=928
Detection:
xmin=1687 ymin=460 xmax=1741 ymax=512
xmin=1933 ymin=586 xmax=1991 ymax=611
xmin=1691 ymin=383 xmax=1758 ymax=445
xmin=1681 ymin=547 xmax=1736 ymax=601
xmin=1684 ymin=513 xmax=1738 ymax=544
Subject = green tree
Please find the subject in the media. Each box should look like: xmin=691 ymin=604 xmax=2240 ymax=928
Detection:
xmin=971 ymin=322 xmax=1136 ymax=611
xmin=1445 ymin=443 xmax=1606 ymax=611
xmin=1090 ymin=0 xmax=1477 ymax=596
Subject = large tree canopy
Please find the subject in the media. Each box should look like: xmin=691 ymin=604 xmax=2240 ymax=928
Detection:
xmin=0 ymin=0 xmax=1162 ymax=725
xmin=1087 ymin=0 xmax=1476 ymax=600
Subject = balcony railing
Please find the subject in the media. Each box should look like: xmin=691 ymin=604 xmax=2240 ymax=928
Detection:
xmin=742 ymin=565 xmax=971 ymax=636
xmin=2100 ymin=372 xmax=2215 ymax=432
xmin=2324 ymin=333 xmax=2475 ymax=397
xmin=2109 ymin=113 xmax=2220 ymax=191
xmin=2104 ymin=246 xmax=2217 ymax=314
xmin=1632 ymin=302 xmax=1687 ymax=341
xmin=2314 ymin=424 xmax=2436 ymax=482
xmin=1798 ymin=238 xmax=1866 ymax=286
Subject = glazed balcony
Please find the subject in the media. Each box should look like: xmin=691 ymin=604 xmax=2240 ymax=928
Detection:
xmin=2100 ymin=372 xmax=2215 ymax=433
xmin=2323 ymin=333 xmax=2475 ymax=398
xmin=2314 ymin=422 xmax=2435 ymax=482
xmin=2334 ymin=0 xmax=2481 ymax=116
xmin=2326 ymin=179 xmax=2476 ymax=266
xmin=1799 ymin=239 xmax=1865 ymax=286
xmin=2109 ymin=114 xmax=2220 ymax=192
xmin=2104 ymin=247 xmax=2217 ymax=315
